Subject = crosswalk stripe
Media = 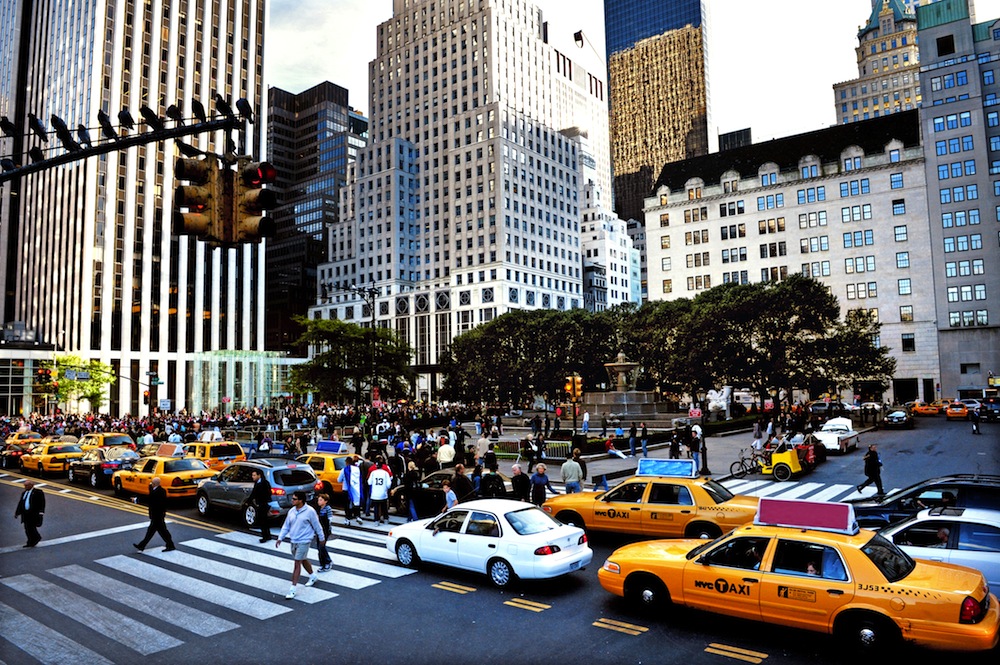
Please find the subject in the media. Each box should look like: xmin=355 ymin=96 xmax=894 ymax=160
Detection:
xmin=808 ymin=484 xmax=857 ymax=502
xmin=139 ymin=547 xmax=338 ymax=603
xmin=220 ymin=531 xmax=415 ymax=578
xmin=733 ymin=481 xmax=800 ymax=498
xmin=721 ymin=479 xmax=757 ymax=493
xmin=769 ymin=482 xmax=824 ymax=500
xmin=49 ymin=564 xmax=240 ymax=637
xmin=183 ymin=538 xmax=376 ymax=590
xmin=328 ymin=524 xmax=393 ymax=544
xmin=1 ymin=574 xmax=183 ymax=655
xmin=327 ymin=537 xmax=397 ymax=561
xmin=0 ymin=600 xmax=114 ymax=665
xmin=95 ymin=554 xmax=291 ymax=620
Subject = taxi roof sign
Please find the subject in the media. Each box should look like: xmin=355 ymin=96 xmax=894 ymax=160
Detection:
xmin=636 ymin=458 xmax=698 ymax=478
xmin=315 ymin=440 xmax=350 ymax=454
xmin=754 ymin=498 xmax=859 ymax=535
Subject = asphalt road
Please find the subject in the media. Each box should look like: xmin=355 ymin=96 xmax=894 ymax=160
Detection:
xmin=0 ymin=416 xmax=997 ymax=664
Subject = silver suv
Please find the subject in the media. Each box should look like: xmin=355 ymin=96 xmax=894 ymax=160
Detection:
xmin=196 ymin=457 xmax=320 ymax=528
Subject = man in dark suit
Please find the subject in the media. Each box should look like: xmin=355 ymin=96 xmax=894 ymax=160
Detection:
xmin=14 ymin=479 xmax=45 ymax=547
xmin=133 ymin=477 xmax=175 ymax=552
xmin=250 ymin=468 xmax=273 ymax=542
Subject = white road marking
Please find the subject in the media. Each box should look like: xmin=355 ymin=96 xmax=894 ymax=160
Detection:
xmin=95 ymin=554 xmax=291 ymax=619
xmin=733 ymin=481 xmax=800 ymax=498
xmin=0 ymin=600 xmax=114 ymax=665
xmin=220 ymin=531 xmax=415 ymax=578
xmin=1 ymin=574 xmax=183 ymax=655
xmin=809 ymin=484 xmax=857 ymax=502
xmin=0 ymin=522 xmax=148 ymax=555
xmin=139 ymin=547 xmax=338 ymax=604
xmin=327 ymin=524 xmax=391 ymax=544
xmin=184 ymin=537 xmax=376 ymax=590
xmin=49 ymin=564 xmax=240 ymax=637
xmin=768 ymin=482 xmax=824 ymax=500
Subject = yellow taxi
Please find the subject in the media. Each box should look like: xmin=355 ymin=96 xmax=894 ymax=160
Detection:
xmin=297 ymin=441 xmax=353 ymax=496
xmin=19 ymin=441 xmax=84 ymax=475
xmin=598 ymin=497 xmax=999 ymax=652
xmin=945 ymin=402 xmax=969 ymax=421
xmin=78 ymin=432 xmax=136 ymax=451
xmin=112 ymin=456 xmax=216 ymax=498
xmin=183 ymin=442 xmax=246 ymax=471
xmin=542 ymin=459 xmax=758 ymax=539
xmin=3 ymin=431 xmax=43 ymax=445
xmin=911 ymin=401 xmax=939 ymax=416
xmin=931 ymin=398 xmax=956 ymax=414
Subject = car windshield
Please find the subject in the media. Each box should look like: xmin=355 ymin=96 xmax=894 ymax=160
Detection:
xmin=686 ymin=530 xmax=733 ymax=560
xmin=107 ymin=446 xmax=139 ymax=461
xmin=701 ymin=479 xmax=735 ymax=504
xmin=272 ymin=469 xmax=316 ymax=486
xmin=505 ymin=506 xmax=563 ymax=535
xmin=861 ymin=533 xmax=915 ymax=582
xmin=51 ymin=445 xmax=82 ymax=454
xmin=103 ymin=435 xmax=133 ymax=447
xmin=164 ymin=459 xmax=209 ymax=473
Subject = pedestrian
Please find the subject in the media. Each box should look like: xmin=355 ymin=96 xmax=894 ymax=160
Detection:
xmin=402 ymin=461 xmax=422 ymax=521
xmin=350 ymin=427 xmax=365 ymax=455
xmin=520 ymin=437 xmax=536 ymax=470
xmin=640 ymin=422 xmax=649 ymax=457
xmin=276 ymin=490 xmax=322 ymax=599
xmin=250 ymin=468 xmax=273 ymax=542
xmin=441 ymin=479 xmax=458 ymax=511
xmin=511 ymin=463 xmax=530 ymax=501
xmin=14 ymin=479 xmax=45 ymax=548
xmin=669 ymin=431 xmax=680 ymax=459
xmin=480 ymin=463 xmax=505 ymax=498
xmin=971 ymin=408 xmax=981 ymax=435
xmin=315 ymin=493 xmax=333 ymax=571
xmin=483 ymin=442 xmax=498 ymax=471
xmin=368 ymin=455 xmax=392 ymax=525
xmin=688 ymin=429 xmax=702 ymax=472
xmin=451 ymin=463 xmax=476 ymax=503
xmin=337 ymin=456 xmax=363 ymax=526
xmin=600 ymin=413 xmax=608 ymax=438
xmin=436 ymin=437 xmax=456 ymax=468
xmin=581 ymin=410 xmax=590 ymax=434
xmin=751 ymin=420 xmax=763 ymax=451
xmin=560 ymin=451 xmax=584 ymax=493
xmin=628 ymin=422 xmax=637 ymax=457
xmin=857 ymin=444 xmax=885 ymax=496
xmin=605 ymin=436 xmax=628 ymax=460
xmin=575 ymin=449 xmax=588 ymax=492
xmin=133 ymin=477 xmax=175 ymax=552
xmin=544 ymin=413 xmax=551 ymax=437
xmin=529 ymin=463 xmax=558 ymax=506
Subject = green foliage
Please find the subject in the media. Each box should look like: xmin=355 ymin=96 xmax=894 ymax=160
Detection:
xmin=49 ymin=355 xmax=116 ymax=409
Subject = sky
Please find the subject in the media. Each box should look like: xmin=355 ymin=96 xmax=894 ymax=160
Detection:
xmin=266 ymin=0 xmax=1000 ymax=146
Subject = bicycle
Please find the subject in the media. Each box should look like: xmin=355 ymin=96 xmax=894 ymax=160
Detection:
xmin=729 ymin=447 xmax=765 ymax=479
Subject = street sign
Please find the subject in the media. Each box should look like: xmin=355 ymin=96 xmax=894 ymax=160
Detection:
xmin=688 ymin=407 xmax=702 ymax=418
xmin=158 ymin=399 xmax=172 ymax=410
xmin=150 ymin=379 xmax=163 ymax=385
xmin=76 ymin=371 xmax=90 ymax=380
xmin=146 ymin=371 xmax=158 ymax=376
xmin=64 ymin=370 xmax=76 ymax=380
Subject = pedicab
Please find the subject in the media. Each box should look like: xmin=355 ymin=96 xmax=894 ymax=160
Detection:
xmin=758 ymin=437 xmax=816 ymax=481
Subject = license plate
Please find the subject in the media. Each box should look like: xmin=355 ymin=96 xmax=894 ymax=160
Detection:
xmin=570 ymin=561 xmax=580 ymax=570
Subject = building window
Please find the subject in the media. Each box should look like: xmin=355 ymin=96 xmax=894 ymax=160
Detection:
xmin=898 ymin=278 xmax=912 ymax=295
xmin=892 ymin=199 xmax=905 ymax=215
xmin=896 ymin=252 xmax=909 ymax=268
xmin=660 ymin=235 xmax=670 ymax=249
xmin=890 ymin=173 xmax=903 ymax=189
xmin=893 ymin=225 xmax=907 ymax=241
xmin=900 ymin=305 xmax=913 ymax=322
xmin=662 ymin=279 xmax=672 ymax=294
xmin=901 ymin=333 xmax=916 ymax=352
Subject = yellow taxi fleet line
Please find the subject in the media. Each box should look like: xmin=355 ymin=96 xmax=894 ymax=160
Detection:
xmin=705 ymin=643 xmax=768 ymax=664
xmin=433 ymin=581 xmax=476 ymax=594
xmin=592 ymin=617 xmax=648 ymax=636
xmin=504 ymin=597 xmax=551 ymax=612
xmin=0 ymin=473 xmax=229 ymax=533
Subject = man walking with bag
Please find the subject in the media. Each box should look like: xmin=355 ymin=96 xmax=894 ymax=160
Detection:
xmin=133 ymin=477 xmax=175 ymax=552
xmin=15 ymin=479 xmax=45 ymax=547
xmin=276 ymin=490 xmax=322 ymax=599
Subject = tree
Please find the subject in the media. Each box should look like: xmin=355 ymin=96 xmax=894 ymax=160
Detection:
xmin=825 ymin=308 xmax=896 ymax=395
xmin=289 ymin=317 xmax=413 ymax=404
xmin=48 ymin=355 xmax=116 ymax=411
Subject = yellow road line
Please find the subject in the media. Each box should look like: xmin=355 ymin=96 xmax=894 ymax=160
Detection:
xmin=592 ymin=617 xmax=648 ymax=636
xmin=504 ymin=598 xmax=549 ymax=612
xmin=704 ymin=643 xmax=767 ymax=664
xmin=506 ymin=597 xmax=551 ymax=610
xmin=433 ymin=581 xmax=476 ymax=594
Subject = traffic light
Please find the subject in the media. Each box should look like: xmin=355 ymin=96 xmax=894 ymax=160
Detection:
xmin=173 ymin=157 xmax=222 ymax=241
xmin=233 ymin=157 xmax=277 ymax=242
xmin=143 ymin=390 xmax=150 ymax=405
xmin=564 ymin=376 xmax=574 ymax=399
xmin=572 ymin=376 xmax=583 ymax=399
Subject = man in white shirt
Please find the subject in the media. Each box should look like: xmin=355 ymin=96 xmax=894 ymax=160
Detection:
xmin=367 ymin=457 xmax=392 ymax=525
xmin=437 ymin=440 xmax=456 ymax=468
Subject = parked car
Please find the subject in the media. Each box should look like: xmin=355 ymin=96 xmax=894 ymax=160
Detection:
xmin=809 ymin=417 xmax=859 ymax=454
xmin=78 ymin=432 xmax=135 ymax=451
xmin=882 ymin=409 xmax=914 ymax=429
xmin=183 ymin=441 xmax=246 ymax=471
xmin=0 ymin=441 xmax=37 ymax=469
xmin=982 ymin=398 xmax=1000 ymax=423
xmin=880 ymin=506 xmax=1000 ymax=589
xmin=847 ymin=474 xmax=1000 ymax=528
xmin=911 ymin=402 xmax=939 ymax=416
xmin=68 ymin=445 xmax=140 ymax=487
xmin=196 ymin=457 xmax=321 ymax=528
xmin=930 ymin=398 xmax=956 ymax=413
xmin=387 ymin=499 xmax=593 ymax=588
xmin=945 ymin=402 xmax=969 ymax=420
xmin=961 ymin=399 xmax=983 ymax=414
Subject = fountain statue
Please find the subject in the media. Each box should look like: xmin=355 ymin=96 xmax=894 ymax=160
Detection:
xmin=604 ymin=351 xmax=640 ymax=392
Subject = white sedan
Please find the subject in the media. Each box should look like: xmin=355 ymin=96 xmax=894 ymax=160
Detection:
xmin=810 ymin=416 xmax=859 ymax=454
xmin=386 ymin=498 xmax=593 ymax=587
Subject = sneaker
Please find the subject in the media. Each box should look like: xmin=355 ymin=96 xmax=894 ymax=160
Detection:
xmin=285 ymin=587 xmax=297 ymax=600
xmin=163 ymin=546 xmax=176 ymax=552
xmin=132 ymin=543 xmax=144 ymax=552
xmin=856 ymin=485 xmax=863 ymax=492
xmin=355 ymin=518 xmax=363 ymax=526
xmin=344 ymin=518 xmax=350 ymax=526
xmin=320 ymin=565 xmax=332 ymax=572
xmin=305 ymin=574 xmax=317 ymax=587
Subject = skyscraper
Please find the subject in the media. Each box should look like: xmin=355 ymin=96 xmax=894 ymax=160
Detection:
xmin=311 ymin=0 xmax=614 ymax=401
xmin=266 ymin=83 xmax=368 ymax=355
xmin=0 ymin=0 xmax=271 ymax=415
xmin=604 ymin=0 xmax=710 ymax=300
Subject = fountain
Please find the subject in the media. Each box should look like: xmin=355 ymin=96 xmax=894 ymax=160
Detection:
xmin=580 ymin=351 xmax=669 ymax=425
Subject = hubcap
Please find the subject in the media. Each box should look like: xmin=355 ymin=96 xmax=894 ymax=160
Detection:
xmin=491 ymin=562 xmax=510 ymax=585
xmin=245 ymin=506 xmax=256 ymax=525
xmin=90 ymin=473 xmax=98 ymax=487
xmin=859 ymin=627 xmax=876 ymax=645
xmin=641 ymin=588 xmax=655 ymax=604
xmin=398 ymin=544 xmax=412 ymax=564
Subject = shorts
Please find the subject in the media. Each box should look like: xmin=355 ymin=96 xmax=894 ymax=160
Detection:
xmin=289 ymin=541 xmax=312 ymax=560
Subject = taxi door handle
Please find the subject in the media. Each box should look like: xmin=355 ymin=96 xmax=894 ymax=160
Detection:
xmin=680 ymin=510 xmax=691 ymax=514
xmin=827 ymin=589 xmax=845 ymax=595
xmin=630 ymin=507 xmax=640 ymax=511
xmin=742 ymin=578 xmax=759 ymax=584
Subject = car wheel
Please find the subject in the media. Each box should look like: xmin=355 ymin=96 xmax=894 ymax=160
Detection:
xmin=113 ymin=478 xmax=124 ymax=496
xmin=772 ymin=463 xmax=792 ymax=482
xmin=555 ymin=511 xmax=584 ymax=528
xmin=488 ymin=558 xmax=516 ymax=588
xmin=67 ymin=467 xmax=76 ymax=483
xmin=90 ymin=471 xmax=100 ymax=488
xmin=626 ymin=573 xmax=670 ymax=612
xmin=685 ymin=522 xmax=721 ymax=539
xmin=836 ymin=613 xmax=899 ymax=652
xmin=243 ymin=503 xmax=257 ymax=529
xmin=395 ymin=539 xmax=419 ymax=568
xmin=197 ymin=493 xmax=212 ymax=517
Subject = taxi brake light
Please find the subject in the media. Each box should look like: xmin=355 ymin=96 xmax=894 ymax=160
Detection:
xmin=171 ymin=477 xmax=184 ymax=487
xmin=960 ymin=596 xmax=984 ymax=623
xmin=271 ymin=487 xmax=286 ymax=496
xmin=534 ymin=545 xmax=561 ymax=556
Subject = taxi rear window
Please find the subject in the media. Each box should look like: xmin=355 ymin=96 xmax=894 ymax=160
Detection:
xmin=210 ymin=444 xmax=244 ymax=457
xmin=103 ymin=435 xmax=134 ymax=447
xmin=51 ymin=445 xmax=82 ymax=454
xmin=861 ymin=533 xmax=914 ymax=582
xmin=165 ymin=459 xmax=209 ymax=473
